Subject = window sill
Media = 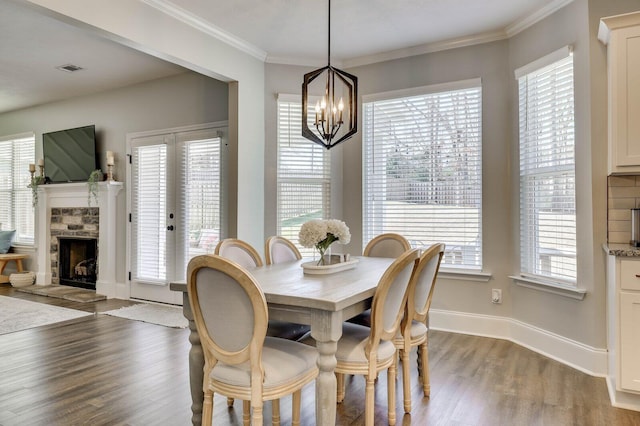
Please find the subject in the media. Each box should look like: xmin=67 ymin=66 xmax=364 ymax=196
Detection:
xmin=439 ymin=268 xmax=492 ymax=282
xmin=509 ymin=275 xmax=586 ymax=300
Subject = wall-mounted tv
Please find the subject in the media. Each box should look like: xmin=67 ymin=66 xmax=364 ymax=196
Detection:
xmin=42 ymin=125 xmax=97 ymax=183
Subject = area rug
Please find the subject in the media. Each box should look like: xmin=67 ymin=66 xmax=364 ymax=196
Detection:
xmin=0 ymin=295 xmax=93 ymax=335
xmin=16 ymin=285 xmax=107 ymax=303
xmin=102 ymin=303 xmax=188 ymax=329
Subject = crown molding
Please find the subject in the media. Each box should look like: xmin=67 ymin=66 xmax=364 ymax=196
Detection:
xmin=265 ymin=55 xmax=345 ymax=68
xmin=505 ymin=0 xmax=575 ymax=37
xmin=142 ymin=0 xmax=575 ymax=69
xmin=343 ymin=30 xmax=508 ymax=68
xmin=140 ymin=0 xmax=267 ymax=62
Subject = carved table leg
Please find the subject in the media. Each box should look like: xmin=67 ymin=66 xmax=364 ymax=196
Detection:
xmin=311 ymin=310 xmax=342 ymax=426
xmin=182 ymin=292 xmax=203 ymax=426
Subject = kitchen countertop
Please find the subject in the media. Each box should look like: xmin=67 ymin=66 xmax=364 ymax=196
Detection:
xmin=603 ymin=243 xmax=640 ymax=257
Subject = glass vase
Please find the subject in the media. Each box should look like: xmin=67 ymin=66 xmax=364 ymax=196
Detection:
xmin=317 ymin=244 xmax=332 ymax=266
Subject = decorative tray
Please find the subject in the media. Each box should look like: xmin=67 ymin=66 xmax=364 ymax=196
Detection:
xmin=301 ymin=258 xmax=359 ymax=275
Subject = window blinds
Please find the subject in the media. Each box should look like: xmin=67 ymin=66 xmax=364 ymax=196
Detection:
xmin=518 ymin=53 xmax=576 ymax=283
xmin=277 ymin=96 xmax=331 ymax=256
xmin=363 ymin=84 xmax=482 ymax=269
xmin=0 ymin=135 xmax=35 ymax=244
xmin=131 ymin=142 xmax=168 ymax=283
xmin=178 ymin=134 xmax=222 ymax=265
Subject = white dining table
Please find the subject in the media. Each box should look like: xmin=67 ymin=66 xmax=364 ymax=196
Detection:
xmin=170 ymin=255 xmax=394 ymax=426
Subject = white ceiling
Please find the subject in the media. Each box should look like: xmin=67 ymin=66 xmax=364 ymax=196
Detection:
xmin=0 ymin=0 xmax=569 ymax=114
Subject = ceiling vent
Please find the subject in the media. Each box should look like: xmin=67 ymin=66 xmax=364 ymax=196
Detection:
xmin=56 ymin=64 xmax=85 ymax=73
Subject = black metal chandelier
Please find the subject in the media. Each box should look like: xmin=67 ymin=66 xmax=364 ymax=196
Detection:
xmin=302 ymin=0 xmax=358 ymax=150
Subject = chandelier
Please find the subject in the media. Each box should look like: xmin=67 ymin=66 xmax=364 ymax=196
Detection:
xmin=302 ymin=0 xmax=358 ymax=150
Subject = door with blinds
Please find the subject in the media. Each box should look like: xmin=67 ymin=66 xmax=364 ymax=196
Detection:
xmin=128 ymin=125 xmax=225 ymax=304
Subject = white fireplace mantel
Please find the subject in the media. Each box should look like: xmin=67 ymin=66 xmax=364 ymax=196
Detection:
xmin=35 ymin=181 xmax=123 ymax=298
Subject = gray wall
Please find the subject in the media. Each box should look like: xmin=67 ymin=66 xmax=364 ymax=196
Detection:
xmin=0 ymin=71 xmax=229 ymax=283
xmin=263 ymin=0 xmax=640 ymax=349
xmin=507 ymin=0 xmax=598 ymax=346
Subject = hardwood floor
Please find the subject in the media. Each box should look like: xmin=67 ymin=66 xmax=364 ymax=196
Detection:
xmin=1 ymin=283 xmax=640 ymax=425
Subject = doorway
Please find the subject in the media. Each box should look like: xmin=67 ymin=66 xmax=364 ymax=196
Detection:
xmin=127 ymin=123 xmax=226 ymax=304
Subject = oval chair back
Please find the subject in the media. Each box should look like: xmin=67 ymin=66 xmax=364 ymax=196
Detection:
xmin=363 ymin=233 xmax=411 ymax=258
xmin=214 ymin=238 xmax=263 ymax=269
xmin=397 ymin=243 xmax=445 ymax=413
xmin=265 ymin=236 xmax=302 ymax=265
xmin=410 ymin=243 xmax=445 ymax=324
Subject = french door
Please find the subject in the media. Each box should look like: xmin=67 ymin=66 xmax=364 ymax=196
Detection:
xmin=127 ymin=124 xmax=225 ymax=304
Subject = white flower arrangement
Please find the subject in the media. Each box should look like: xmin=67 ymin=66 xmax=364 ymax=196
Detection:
xmin=299 ymin=219 xmax=351 ymax=265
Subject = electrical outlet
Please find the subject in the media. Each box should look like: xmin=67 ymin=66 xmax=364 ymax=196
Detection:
xmin=491 ymin=289 xmax=502 ymax=304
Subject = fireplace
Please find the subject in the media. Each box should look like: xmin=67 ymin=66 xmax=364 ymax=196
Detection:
xmin=36 ymin=182 xmax=123 ymax=298
xmin=58 ymin=237 xmax=98 ymax=289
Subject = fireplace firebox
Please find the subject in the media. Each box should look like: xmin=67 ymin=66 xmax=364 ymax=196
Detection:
xmin=58 ymin=237 xmax=98 ymax=290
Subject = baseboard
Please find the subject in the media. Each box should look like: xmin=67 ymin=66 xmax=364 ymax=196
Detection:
xmin=606 ymin=376 xmax=640 ymax=411
xmin=96 ymin=280 xmax=130 ymax=300
xmin=429 ymin=309 xmax=608 ymax=377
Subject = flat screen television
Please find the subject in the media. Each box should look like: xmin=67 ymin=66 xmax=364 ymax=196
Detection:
xmin=42 ymin=125 xmax=97 ymax=183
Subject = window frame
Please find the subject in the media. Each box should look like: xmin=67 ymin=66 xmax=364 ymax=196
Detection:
xmin=515 ymin=46 xmax=577 ymax=287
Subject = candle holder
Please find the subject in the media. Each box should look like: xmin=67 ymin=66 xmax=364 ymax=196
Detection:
xmin=106 ymin=164 xmax=115 ymax=182
xmin=29 ymin=169 xmax=35 ymax=181
xmin=38 ymin=164 xmax=44 ymax=178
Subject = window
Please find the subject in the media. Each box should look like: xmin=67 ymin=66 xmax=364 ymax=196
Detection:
xmin=516 ymin=47 xmax=576 ymax=284
xmin=363 ymin=80 xmax=482 ymax=269
xmin=277 ymin=94 xmax=331 ymax=257
xmin=0 ymin=133 xmax=35 ymax=245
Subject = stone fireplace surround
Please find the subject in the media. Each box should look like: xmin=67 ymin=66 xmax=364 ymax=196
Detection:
xmin=35 ymin=181 xmax=123 ymax=298
xmin=53 ymin=218 xmax=98 ymax=288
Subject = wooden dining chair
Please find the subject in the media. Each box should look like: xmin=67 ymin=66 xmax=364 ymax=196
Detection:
xmin=394 ymin=243 xmax=445 ymax=413
xmin=349 ymin=233 xmax=411 ymax=328
xmin=264 ymin=236 xmax=310 ymax=340
xmin=187 ymin=255 xmax=318 ymax=426
xmin=305 ymin=248 xmax=419 ymax=426
xmin=265 ymin=236 xmax=302 ymax=265
xmin=216 ymin=237 xmax=310 ymax=421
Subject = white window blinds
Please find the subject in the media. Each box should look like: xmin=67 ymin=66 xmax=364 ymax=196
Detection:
xmin=517 ymin=50 xmax=576 ymax=284
xmin=277 ymin=95 xmax=331 ymax=257
xmin=363 ymin=81 xmax=482 ymax=269
xmin=131 ymin=141 xmax=168 ymax=283
xmin=178 ymin=133 xmax=223 ymax=263
xmin=0 ymin=134 xmax=35 ymax=244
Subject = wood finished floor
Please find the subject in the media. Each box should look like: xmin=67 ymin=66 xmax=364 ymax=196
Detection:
xmin=1 ymin=283 xmax=640 ymax=425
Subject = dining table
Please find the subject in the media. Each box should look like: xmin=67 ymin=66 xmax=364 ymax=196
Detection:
xmin=170 ymin=255 xmax=394 ymax=426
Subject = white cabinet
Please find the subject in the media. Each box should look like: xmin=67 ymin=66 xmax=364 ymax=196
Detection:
xmin=620 ymin=291 xmax=640 ymax=392
xmin=607 ymin=255 xmax=640 ymax=395
xmin=599 ymin=12 xmax=640 ymax=175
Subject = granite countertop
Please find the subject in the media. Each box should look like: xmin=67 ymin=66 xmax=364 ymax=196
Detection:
xmin=604 ymin=243 xmax=640 ymax=257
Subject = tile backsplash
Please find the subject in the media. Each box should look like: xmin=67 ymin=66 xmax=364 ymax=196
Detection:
xmin=608 ymin=175 xmax=640 ymax=244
